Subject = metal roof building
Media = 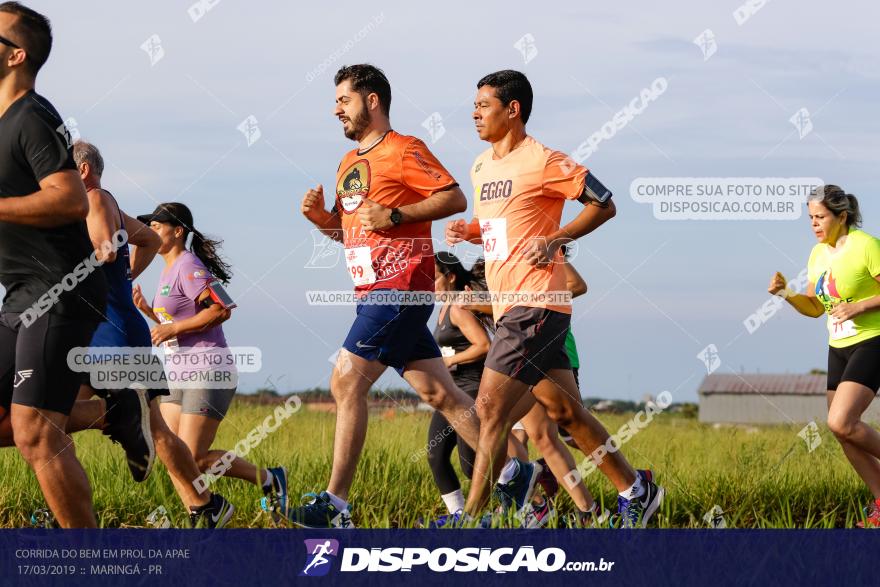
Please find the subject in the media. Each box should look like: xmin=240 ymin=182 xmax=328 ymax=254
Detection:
xmin=698 ymin=374 xmax=880 ymax=425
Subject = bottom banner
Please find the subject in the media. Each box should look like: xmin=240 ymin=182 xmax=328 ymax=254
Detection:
xmin=1 ymin=529 xmax=871 ymax=586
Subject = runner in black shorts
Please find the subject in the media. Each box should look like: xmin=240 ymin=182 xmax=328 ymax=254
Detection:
xmin=769 ymin=186 xmax=880 ymax=527
xmin=0 ymin=3 xmax=107 ymax=527
xmin=427 ymin=252 xmax=488 ymax=516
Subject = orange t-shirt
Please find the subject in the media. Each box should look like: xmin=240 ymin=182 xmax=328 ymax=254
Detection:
xmin=470 ymin=136 xmax=587 ymax=320
xmin=335 ymin=130 xmax=457 ymax=293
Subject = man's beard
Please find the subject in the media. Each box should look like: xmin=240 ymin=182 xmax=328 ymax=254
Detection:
xmin=343 ymin=105 xmax=371 ymax=141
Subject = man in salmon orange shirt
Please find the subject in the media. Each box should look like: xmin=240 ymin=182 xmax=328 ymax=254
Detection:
xmin=447 ymin=70 xmax=664 ymax=528
xmin=296 ymin=64 xmax=486 ymax=528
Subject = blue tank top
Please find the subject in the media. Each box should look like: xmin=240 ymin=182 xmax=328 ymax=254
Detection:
xmin=89 ymin=191 xmax=151 ymax=348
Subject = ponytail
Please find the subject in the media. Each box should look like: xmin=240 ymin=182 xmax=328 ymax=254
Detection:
xmin=809 ymin=185 xmax=862 ymax=228
xmin=190 ymin=228 xmax=232 ymax=284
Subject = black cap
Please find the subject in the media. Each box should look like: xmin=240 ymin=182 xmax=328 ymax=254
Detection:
xmin=137 ymin=202 xmax=194 ymax=230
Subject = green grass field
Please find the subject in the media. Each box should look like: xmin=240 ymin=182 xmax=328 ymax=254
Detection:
xmin=0 ymin=401 xmax=871 ymax=529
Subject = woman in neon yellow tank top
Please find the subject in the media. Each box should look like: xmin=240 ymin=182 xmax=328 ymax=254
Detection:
xmin=769 ymin=186 xmax=880 ymax=527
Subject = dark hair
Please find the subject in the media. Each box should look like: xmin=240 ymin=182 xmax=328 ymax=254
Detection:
xmin=0 ymin=2 xmax=52 ymax=75
xmin=477 ymin=69 xmax=533 ymax=124
xmin=334 ymin=64 xmax=391 ymax=117
xmin=158 ymin=202 xmax=233 ymax=285
xmin=435 ymin=251 xmax=473 ymax=292
xmin=468 ymin=257 xmax=488 ymax=291
xmin=809 ymin=185 xmax=862 ymax=228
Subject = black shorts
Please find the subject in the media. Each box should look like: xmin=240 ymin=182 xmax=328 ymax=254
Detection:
xmin=485 ymin=306 xmax=571 ymax=386
xmin=0 ymin=312 xmax=98 ymax=415
xmin=827 ymin=336 xmax=880 ymax=393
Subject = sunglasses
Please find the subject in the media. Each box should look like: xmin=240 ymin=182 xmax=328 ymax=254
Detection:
xmin=0 ymin=34 xmax=20 ymax=49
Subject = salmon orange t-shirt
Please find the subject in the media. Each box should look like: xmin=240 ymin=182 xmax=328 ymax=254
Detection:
xmin=470 ymin=136 xmax=587 ymax=320
xmin=334 ymin=131 xmax=457 ymax=293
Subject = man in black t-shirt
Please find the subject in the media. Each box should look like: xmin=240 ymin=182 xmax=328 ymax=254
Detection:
xmin=0 ymin=3 xmax=106 ymax=528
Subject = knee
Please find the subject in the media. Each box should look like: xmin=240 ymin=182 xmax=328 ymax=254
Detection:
xmin=827 ymin=412 xmax=858 ymax=440
xmin=544 ymin=404 xmax=577 ymax=431
xmin=475 ymin=401 xmax=503 ymax=429
xmin=194 ymin=452 xmax=217 ymax=473
xmin=15 ymin=429 xmax=66 ymax=464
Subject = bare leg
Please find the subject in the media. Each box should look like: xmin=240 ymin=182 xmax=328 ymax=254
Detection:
xmin=176 ymin=413 xmax=267 ymax=487
xmin=402 ymin=357 xmax=481 ymax=449
xmin=11 ymin=405 xmax=96 ymax=528
xmin=826 ymin=385 xmax=880 ymax=498
xmin=151 ymin=401 xmax=210 ymax=507
xmin=326 ymin=350 xmax=387 ymax=501
xmin=520 ymin=397 xmax=594 ymax=512
xmin=531 ymin=369 xmax=636 ymax=492
xmin=463 ymin=368 xmax=533 ymax=516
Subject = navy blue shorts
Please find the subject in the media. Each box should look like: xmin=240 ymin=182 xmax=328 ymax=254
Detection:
xmin=342 ymin=291 xmax=441 ymax=375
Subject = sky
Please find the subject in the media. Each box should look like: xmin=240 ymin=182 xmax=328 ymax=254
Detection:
xmin=18 ymin=0 xmax=880 ymax=402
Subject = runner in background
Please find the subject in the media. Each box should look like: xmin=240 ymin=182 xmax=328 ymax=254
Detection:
xmin=769 ymin=186 xmax=880 ymax=528
xmin=134 ymin=202 xmax=287 ymax=528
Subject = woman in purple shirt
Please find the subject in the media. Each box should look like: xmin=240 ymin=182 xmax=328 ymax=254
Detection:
xmin=133 ymin=202 xmax=289 ymax=525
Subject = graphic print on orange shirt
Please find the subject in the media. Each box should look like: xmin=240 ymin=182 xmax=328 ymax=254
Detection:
xmin=335 ymin=131 xmax=458 ymax=293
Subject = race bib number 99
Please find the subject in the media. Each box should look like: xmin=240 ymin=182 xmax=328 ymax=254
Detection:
xmin=346 ymin=246 xmax=377 ymax=287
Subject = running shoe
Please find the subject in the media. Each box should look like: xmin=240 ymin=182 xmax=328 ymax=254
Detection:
xmin=102 ymin=389 xmax=155 ymax=482
xmin=857 ymin=498 xmax=880 ymax=528
xmin=494 ymin=458 xmax=543 ymax=515
xmin=289 ymin=492 xmax=354 ymax=529
xmin=535 ymin=458 xmax=559 ymax=500
xmin=615 ymin=469 xmax=664 ymax=529
xmin=563 ymin=507 xmax=612 ymax=528
xmin=521 ymin=498 xmax=555 ymax=529
xmin=424 ymin=510 xmax=465 ymax=529
xmin=30 ymin=507 xmax=58 ymax=529
xmin=260 ymin=466 xmax=289 ymax=525
xmin=189 ymin=493 xmax=235 ymax=528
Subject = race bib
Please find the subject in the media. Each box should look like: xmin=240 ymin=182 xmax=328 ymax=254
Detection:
xmin=828 ymin=317 xmax=858 ymax=341
xmin=153 ymin=307 xmax=179 ymax=353
xmin=345 ymin=246 xmax=377 ymax=287
xmin=480 ymin=218 xmax=509 ymax=261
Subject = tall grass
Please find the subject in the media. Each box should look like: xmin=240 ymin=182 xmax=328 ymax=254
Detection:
xmin=0 ymin=403 xmax=869 ymax=528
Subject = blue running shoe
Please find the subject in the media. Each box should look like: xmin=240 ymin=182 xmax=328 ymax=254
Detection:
xmin=290 ymin=492 xmax=355 ymax=529
xmin=425 ymin=510 xmax=464 ymax=529
xmin=261 ymin=466 xmax=288 ymax=525
xmin=616 ymin=469 xmax=664 ymax=529
xmin=494 ymin=459 xmax=543 ymax=515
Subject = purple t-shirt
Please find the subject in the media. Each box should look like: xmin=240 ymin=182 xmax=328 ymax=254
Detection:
xmin=152 ymin=251 xmax=235 ymax=387
xmin=152 ymin=251 xmax=227 ymax=348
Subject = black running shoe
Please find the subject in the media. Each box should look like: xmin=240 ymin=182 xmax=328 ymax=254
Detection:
xmin=189 ymin=494 xmax=235 ymax=528
xmin=102 ymin=389 xmax=155 ymax=482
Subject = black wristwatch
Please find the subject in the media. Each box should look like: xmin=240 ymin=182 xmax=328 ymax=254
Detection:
xmin=389 ymin=208 xmax=403 ymax=226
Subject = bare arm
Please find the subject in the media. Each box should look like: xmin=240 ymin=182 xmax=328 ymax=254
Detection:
xmin=445 ymin=305 xmax=491 ymax=367
xmin=0 ymin=169 xmax=89 ymax=227
xmin=563 ymin=259 xmax=588 ymax=298
xmin=122 ymin=212 xmax=161 ymax=280
xmin=358 ymin=186 xmax=467 ymax=232
xmin=85 ymin=188 xmax=121 ymax=264
xmin=547 ymin=199 xmax=617 ymax=254
xmin=301 ymin=184 xmax=343 ymax=242
xmin=397 ymin=186 xmax=467 ymax=224
xmin=769 ymin=272 xmax=824 ymax=318
xmin=149 ymin=290 xmax=231 ymax=345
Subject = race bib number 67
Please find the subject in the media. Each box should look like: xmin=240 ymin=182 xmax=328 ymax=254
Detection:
xmin=480 ymin=218 xmax=509 ymax=261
